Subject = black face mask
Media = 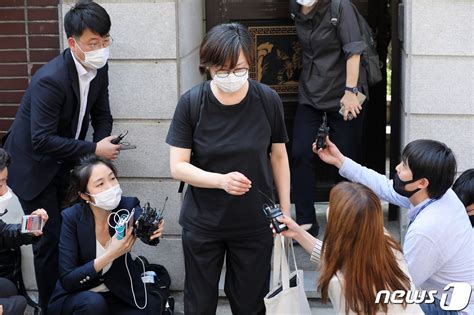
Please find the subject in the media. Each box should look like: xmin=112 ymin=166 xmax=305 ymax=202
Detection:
xmin=393 ymin=173 xmax=421 ymax=198
xmin=469 ymin=215 xmax=474 ymax=228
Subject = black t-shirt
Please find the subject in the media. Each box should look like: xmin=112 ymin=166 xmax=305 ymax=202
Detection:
xmin=166 ymin=80 xmax=288 ymax=237
xmin=295 ymin=0 xmax=368 ymax=110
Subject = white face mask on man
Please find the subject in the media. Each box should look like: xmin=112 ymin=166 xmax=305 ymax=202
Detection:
xmin=297 ymin=0 xmax=318 ymax=7
xmin=74 ymin=39 xmax=110 ymax=70
xmin=87 ymin=184 xmax=122 ymax=211
xmin=0 ymin=187 xmax=13 ymax=216
xmin=212 ymin=72 xmax=249 ymax=93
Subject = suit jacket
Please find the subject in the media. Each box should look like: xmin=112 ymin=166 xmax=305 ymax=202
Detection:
xmin=2 ymin=49 xmax=113 ymax=201
xmin=48 ymin=197 xmax=147 ymax=315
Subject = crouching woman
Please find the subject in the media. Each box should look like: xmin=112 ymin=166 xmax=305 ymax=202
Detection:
xmin=48 ymin=154 xmax=164 ymax=315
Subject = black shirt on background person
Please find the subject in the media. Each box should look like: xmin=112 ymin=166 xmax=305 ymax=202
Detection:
xmin=294 ymin=0 xmax=368 ymax=110
xmin=291 ymin=0 xmax=369 ymax=237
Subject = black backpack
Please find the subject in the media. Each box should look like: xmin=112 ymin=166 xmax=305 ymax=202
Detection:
xmin=134 ymin=256 xmax=174 ymax=315
xmin=178 ymin=80 xmax=276 ymax=193
xmin=290 ymin=0 xmax=383 ymax=86
xmin=0 ymin=247 xmax=41 ymax=315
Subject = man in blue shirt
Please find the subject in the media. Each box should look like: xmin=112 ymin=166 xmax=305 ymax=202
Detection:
xmin=314 ymin=137 xmax=474 ymax=314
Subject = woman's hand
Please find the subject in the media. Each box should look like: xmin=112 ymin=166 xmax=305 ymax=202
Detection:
xmin=219 ymin=172 xmax=252 ymax=195
xmin=107 ymin=227 xmax=136 ymax=260
xmin=340 ymin=92 xmax=362 ymax=121
xmin=312 ymin=137 xmax=345 ymax=169
xmin=150 ymin=219 xmax=165 ymax=241
xmin=29 ymin=208 xmax=48 ymax=236
xmin=279 ymin=215 xmax=305 ymax=239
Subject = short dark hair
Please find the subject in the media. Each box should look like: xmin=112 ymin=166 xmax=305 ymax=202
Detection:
xmin=66 ymin=154 xmax=117 ymax=206
xmin=401 ymin=139 xmax=457 ymax=199
xmin=0 ymin=148 xmax=11 ymax=171
xmin=64 ymin=1 xmax=111 ymax=38
xmin=452 ymin=169 xmax=474 ymax=207
xmin=199 ymin=23 xmax=254 ymax=74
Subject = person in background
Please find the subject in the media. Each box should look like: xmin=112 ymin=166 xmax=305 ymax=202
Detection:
xmin=290 ymin=0 xmax=370 ymax=237
xmin=1 ymin=2 xmax=119 ymax=311
xmin=452 ymin=168 xmax=474 ymax=227
xmin=48 ymin=155 xmax=164 ymax=315
xmin=315 ymin=137 xmax=474 ymax=314
xmin=0 ymin=148 xmax=49 ymax=315
xmin=166 ymin=23 xmax=291 ymax=314
xmin=280 ymin=182 xmax=423 ymax=315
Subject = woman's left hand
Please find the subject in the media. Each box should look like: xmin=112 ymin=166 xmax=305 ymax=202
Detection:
xmin=340 ymin=92 xmax=362 ymax=121
xmin=150 ymin=219 xmax=165 ymax=241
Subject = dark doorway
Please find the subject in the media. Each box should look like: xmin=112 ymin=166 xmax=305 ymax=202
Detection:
xmin=205 ymin=0 xmax=398 ymax=209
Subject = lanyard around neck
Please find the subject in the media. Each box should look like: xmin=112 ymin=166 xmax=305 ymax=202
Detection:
xmin=408 ymin=199 xmax=436 ymax=227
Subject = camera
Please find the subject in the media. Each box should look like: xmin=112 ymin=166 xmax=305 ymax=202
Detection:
xmin=262 ymin=204 xmax=288 ymax=234
xmin=315 ymin=112 xmax=330 ymax=150
xmin=135 ymin=201 xmax=165 ymax=246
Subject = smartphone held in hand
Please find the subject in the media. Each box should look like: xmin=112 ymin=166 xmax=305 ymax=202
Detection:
xmin=21 ymin=215 xmax=45 ymax=234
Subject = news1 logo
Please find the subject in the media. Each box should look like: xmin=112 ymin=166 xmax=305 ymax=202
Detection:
xmin=375 ymin=282 xmax=472 ymax=311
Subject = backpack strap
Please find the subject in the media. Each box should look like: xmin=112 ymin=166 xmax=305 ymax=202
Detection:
xmin=189 ymin=81 xmax=206 ymax=134
xmin=178 ymin=81 xmax=206 ymax=193
xmin=255 ymin=81 xmax=275 ymax=154
xmin=330 ymin=0 xmax=342 ymax=26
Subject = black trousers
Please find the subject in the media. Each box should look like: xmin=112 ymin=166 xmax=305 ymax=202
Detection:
xmin=61 ymin=290 xmax=160 ymax=315
xmin=0 ymin=277 xmax=27 ymax=315
xmin=18 ymin=166 xmax=70 ymax=314
xmin=182 ymin=229 xmax=273 ymax=315
xmin=291 ymin=103 xmax=366 ymax=226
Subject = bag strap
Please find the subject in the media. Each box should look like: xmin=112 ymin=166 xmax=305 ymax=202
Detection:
xmin=178 ymin=81 xmax=206 ymax=193
xmin=254 ymin=82 xmax=274 ymax=155
xmin=330 ymin=0 xmax=342 ymax=26
xmin=279 ymin=236 xmax=290 ymax=290
xmin=272 ymin=235 xmax=291 ymax=290
xmin=272 ymin=235 xmax=282 ymax=288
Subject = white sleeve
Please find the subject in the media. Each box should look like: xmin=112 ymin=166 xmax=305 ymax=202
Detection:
xmin=339 ymin=158 xmax=411 ymax=209
xmin=403 ymin=233 xmax=441 ymax=287
xmin=309 ymin=239 xmax=323 ymax=264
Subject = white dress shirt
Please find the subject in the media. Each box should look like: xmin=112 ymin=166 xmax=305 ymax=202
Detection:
xmin=71 ymin=52 xmax=97 ymax=139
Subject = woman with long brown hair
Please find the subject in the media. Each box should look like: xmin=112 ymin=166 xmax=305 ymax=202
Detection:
xmin=280 ymin=182 xmax=423 ymax=314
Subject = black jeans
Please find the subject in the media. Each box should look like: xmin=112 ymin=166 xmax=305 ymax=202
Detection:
xmin=0 ymin=277 xmax=27 ymax=315
xmin=291 ymin=103 xmax=366 ymax=226
xmin=18 ymin=166 xmax=70 ymax=314
xmin=182 ymin=228 xmax=273 ymax=315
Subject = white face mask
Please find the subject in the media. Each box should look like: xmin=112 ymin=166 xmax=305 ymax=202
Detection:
xmin=212 ymin=72 xmax=249 ymax=93
xmin=87 ymin=185 xmax=122 ymax=211
xmin=74 ymin=39 xmax=109 ymax=70
xmin=0 ymin=188 xmax=13 ymax=215
xmin=297 ymin=0 xmax=317 ymax=7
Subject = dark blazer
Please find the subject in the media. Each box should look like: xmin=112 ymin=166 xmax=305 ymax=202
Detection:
xmin=48 ymin=197 xmax=147 ymax=315
xmin=2 ymin=48 xmax=113 ymax=201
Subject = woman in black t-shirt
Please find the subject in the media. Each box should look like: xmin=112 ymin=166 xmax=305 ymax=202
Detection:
xmin=166 ymin=23 xmax=291 ymax=314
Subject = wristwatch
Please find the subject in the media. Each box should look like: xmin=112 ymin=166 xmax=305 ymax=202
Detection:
xmin=345 ymin=86 xmax=359 ymax=94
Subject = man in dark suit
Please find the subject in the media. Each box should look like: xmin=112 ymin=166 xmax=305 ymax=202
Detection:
xmin=2 ymin=2 xmax=121 ymax=312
